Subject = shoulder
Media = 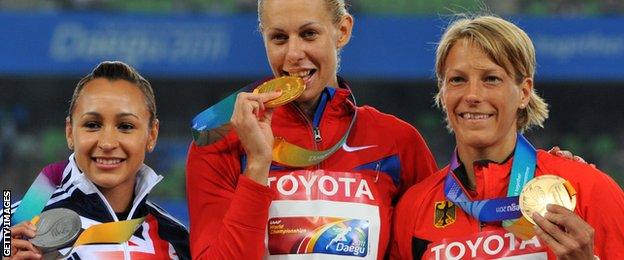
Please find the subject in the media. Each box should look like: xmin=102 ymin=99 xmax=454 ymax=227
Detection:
xmin=188 ymin=129 xmax=241 ymax=156
xmin=357 ymin=105 xmax=426 ymax=142
xmin=146 ymin=200 xmax=189 ymax=234
xmin=186 ymin=129 xmax=243 ymax=182
xmin=536 ymin=150 xmax=619 ymax=191
xmin=358 ymin=105 xmax=411 ymax=128
xmin=145 ymin=200 xmax=191 ymax=259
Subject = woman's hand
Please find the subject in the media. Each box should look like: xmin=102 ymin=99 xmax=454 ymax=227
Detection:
xmin=548 ymin=146 xmax=595 ymax=167
xmin=533 ymin=204 xmax=595 ymax=260
xmin=230 ymin=91 xmax=281 ymax=185
xmin=7 ymin=221 xmax=42 ymax=260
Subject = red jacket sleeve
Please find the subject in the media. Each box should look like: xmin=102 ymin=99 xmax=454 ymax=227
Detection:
xmin=540 ymin=153 xmax=624 ymax=259
xmin=186 ymin=136 xmax=275 ymax=259
xmin=394 ymin=119 xmax=438 ymax=195
xmin=578 ymin=168 xmax=624 ymax=259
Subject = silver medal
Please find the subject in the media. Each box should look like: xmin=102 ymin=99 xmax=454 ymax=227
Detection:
xmin=30 ymin=208 xmax=82 ymax=252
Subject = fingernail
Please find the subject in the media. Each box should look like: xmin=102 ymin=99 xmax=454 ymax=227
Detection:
xmin=556 ymin=151 xmax=563 ymax=156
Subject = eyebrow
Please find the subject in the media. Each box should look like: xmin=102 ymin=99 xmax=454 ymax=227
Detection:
xmin=447 ymin=67 xmax=504 ymax=75
xmin=80 ymin=111 xmax=140 ymax=120
xmin=267 ymin=22 xmax=318 ymax=32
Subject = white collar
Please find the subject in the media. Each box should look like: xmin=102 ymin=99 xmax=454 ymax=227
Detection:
xmin=63 ymin=153 xmax=163 ymax=220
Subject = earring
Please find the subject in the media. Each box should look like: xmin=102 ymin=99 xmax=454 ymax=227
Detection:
xmin=520 ymin=103 xmax=526 ymax=109
xmin=147 ymin=145 xmax=153 ymax=152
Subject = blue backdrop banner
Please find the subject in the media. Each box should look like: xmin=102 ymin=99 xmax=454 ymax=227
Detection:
xmin=1 ymin=12 xmax=623 ymax=81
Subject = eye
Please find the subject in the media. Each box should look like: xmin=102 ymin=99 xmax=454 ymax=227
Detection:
xmin=448 ymin=76 xmax=466 ymax=86
xmin=270 ymin=33 xmax=288 ymax=44
xmin=118 ymin=122 xmax=135 ymax=132
xmin=83 ymin=121 xmax=101 ymax=130
xmin=484 ymin=75 xmax=502 ymax=84
xmin=300 ymin=29 xmax=318 ymax=40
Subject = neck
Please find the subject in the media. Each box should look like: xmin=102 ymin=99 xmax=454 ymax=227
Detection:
xmin=456 ymin=132 xmax=517 ymax=188
xmin=295 ymin=97 xmax=319 ymax=120
xmin=295 ymin=78 xmax=339 ymax=120
xmin=99 ymin=180 xmax=135 ymax=214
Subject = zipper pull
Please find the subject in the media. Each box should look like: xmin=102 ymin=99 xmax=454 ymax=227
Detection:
xmin=313 ymin=127 xmax=322 ymax=143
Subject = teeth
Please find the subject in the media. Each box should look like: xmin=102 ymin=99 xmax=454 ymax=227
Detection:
xmin=287 ymin=70 xmax=311 ymax=77
xmin=462 ymin=113 xmax=491 ymax=120
xmin=95 ymin=158 xmax=122 ymax=165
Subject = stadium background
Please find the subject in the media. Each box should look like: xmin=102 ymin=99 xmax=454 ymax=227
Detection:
xmin=1 ymin=0 xmax=623 ymax=226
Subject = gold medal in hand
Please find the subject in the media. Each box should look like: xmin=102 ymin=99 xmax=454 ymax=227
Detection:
xmin=519 ymin=175 xmax=577 ymax=225
xmin=253 ymin=76 xmax=305 ymax=108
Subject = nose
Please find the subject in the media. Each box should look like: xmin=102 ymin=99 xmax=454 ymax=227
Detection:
xmin=285 ymin=38 xmax=305 ymax=64
xmin=98 ymin=127 xmax=119 ymax=151
xmin=464 ymin=80 xmax=483 ymax=106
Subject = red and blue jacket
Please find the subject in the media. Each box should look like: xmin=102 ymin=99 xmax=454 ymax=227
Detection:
xmin=391 ymin=150 xmax=624 ymax=260
xmin=186 ymin=80 xmax=437 ymax=260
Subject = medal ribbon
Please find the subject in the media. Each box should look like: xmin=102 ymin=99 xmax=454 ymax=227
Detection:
xmin=444 ymin=134 xmax=536 ymax=222
xmin=15 ymin=161 xmax=145 ymax=249
xmin=191 ymin=79 xmax=265 ymax=146
xmin=13 ymin=161 xmax=67 ymax=225
xmin=191 ymin=77 xmax=357 ymax=167
xmin=72 ymin=217 xmax=145 ymax=247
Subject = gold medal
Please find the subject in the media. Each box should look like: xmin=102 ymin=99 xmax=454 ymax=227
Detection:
xmin=253 ymin=76 xmax=305 ymax=108
xmin=519 ymin=175 xmax=577 ymax=225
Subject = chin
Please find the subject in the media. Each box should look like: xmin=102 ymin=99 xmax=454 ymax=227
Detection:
xmin=464 ymin=139 xmax=494 ymax=149
xmin=296 ymin=88 xmax=320 ymax=103
xmin=91 ymin=178 xmax=117 ymax=189
xmin=87 ymin=173 xmax=121 ymax=188
xmin=456 ymin=131 xmax=496 ymax=148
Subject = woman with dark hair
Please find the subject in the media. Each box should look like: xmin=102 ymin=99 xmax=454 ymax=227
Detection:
xmin=9 ymin=61 xmax=190 ymax=259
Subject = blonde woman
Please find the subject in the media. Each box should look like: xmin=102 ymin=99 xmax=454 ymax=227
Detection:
xmin=391 ymin=16 xmax=624 ymax=260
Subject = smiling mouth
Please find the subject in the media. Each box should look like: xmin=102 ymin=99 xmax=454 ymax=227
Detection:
xmin=92 ymin=157 xmax=125 ymax=165
xmin=459 ymin=112 xmax=493 ymax=120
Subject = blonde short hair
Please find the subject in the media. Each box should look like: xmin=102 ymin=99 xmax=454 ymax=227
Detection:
xmin=257 ymin=0 xmax=348 ymax=29
xmin=434 ymin=15 xmax=548 ymax=132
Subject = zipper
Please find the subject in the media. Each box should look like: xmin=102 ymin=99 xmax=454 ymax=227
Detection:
xmin=291 ymin=103 xmax=319 ymax=150
xmin=290 ymin=104 xmax=322 ymax=168
xmin=87 ymin=168 xmax=163 ymax=260
xmin=87 ymin=180 xmax=130 ymax=259
xmin=288 ymin=88 xmax=333 ymax=168
xmin=313 ymin=127 xmax=322 ymax=142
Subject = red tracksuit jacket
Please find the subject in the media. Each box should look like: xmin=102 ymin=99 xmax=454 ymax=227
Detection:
xmin=186 ymin=84 xmax=437 ymax=259
xmin=391 ymin=150 xmax=624 ymax=260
